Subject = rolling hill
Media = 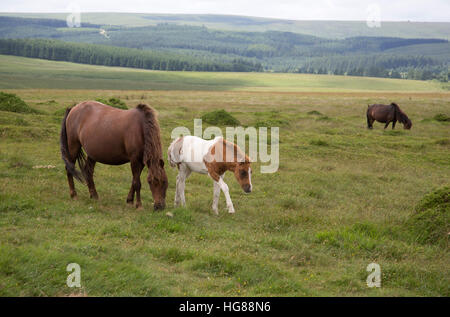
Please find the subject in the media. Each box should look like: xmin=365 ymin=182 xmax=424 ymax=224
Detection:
xmin=1 ymin=12 xmax=449 ymax=40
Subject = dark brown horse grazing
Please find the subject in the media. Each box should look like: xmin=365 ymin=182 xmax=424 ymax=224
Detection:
xmin=60 ymin=101 xmax=168 ymax=210
xmin=366 ymin=103 xmax=412 ymax=130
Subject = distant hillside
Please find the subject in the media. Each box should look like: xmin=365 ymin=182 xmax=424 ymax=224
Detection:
xmin=0 ymin=54 xmax=447 ymax=92
xmin=0 ymin=15 xmax=448 ymax=81
xmin=0 ymin=12 xmax=449 ymax=40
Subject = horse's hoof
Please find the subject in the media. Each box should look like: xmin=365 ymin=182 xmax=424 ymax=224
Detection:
xmin=212 ymin=208 xmax=219 ymax=215
xmin=135 ymin=204 xmax=143 ymax=210
xmin=70 ymin=194 xmax=78 ymax=200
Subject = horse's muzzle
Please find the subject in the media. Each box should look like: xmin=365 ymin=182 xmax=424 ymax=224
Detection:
xmin=153 ymin=202 xmax=165 ymax=211
xmin=243 ymin=184 xmax=252 ymax=193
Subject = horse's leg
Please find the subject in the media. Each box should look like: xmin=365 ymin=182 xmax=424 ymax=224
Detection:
xmin=217 ymin=177 xmax=235 ymax=214
xmin=85 ymin=157 xmax=98 ymax=200
xmin=129 ymin=161 xmax=144 ymax=209
xmin=66 ymin=167 xmax=77 ymax=199
xmin=392 ymin=120 xmax=396 ymax=129
xmin=367 ymin=115 xmax=373 ymax=129
xmin=176 ymin=165 xmax=191 ymax=207
xmin=384 ymin=122 xmax=390 ymax=129
xmin=66 ymin=141 xmax=81 ymax=199
xmin=212 ymin=178 xmax=221 ymax=215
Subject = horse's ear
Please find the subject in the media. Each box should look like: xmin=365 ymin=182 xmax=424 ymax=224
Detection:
xmin=159 ymin=159 xmax=165 ymax=168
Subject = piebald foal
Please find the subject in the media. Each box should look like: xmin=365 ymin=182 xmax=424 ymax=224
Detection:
xmin=168 ymin=136 xmax=252 ymax=214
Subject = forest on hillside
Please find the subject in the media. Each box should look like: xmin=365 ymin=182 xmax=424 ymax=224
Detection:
xmin=0 ymin=16 xmax=448 ymax=80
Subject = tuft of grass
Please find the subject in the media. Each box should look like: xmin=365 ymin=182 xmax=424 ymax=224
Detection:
xmin=316 ymin=115 xmax=331 ymax=121
xmin=309 ymin=139 xmax=329 ymax=146
xmin=95 ymin=97 xmax=128 ymax=110
xmin=307 ymin=110 xmax=323 ymax=115
xmin=407 ymin=186 xmax=449 ymax=246
xmin=433 ymin=113 xmax=450 ymax=122
xmin=0 ymin=92 xmax=39 ymax=114
xmin=434 ymin=138 xmax=450 ymax=146
xmin=201 ymin=109 xmax=240 ymax=126
xmin=191 ymin=256 xmax=242 ymax=277
xmin=152 ymin=247 xmax=194 ymax=264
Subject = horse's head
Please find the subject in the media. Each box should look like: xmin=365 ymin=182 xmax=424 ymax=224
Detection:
xmin=404 ymin=119 xmax=412 ymax=130
xmin=234 ymin=162 xmax=252 ymax=193
xmin=148 ymin=159 xmax=168 ymax=210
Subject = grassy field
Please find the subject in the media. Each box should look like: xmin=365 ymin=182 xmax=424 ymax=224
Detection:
xmin=1 ymin=12 xmax=449 ymax=39
xmin=0 ymin=58 xmax=449 ymax=296
xmin=0 ymin=55 xmax=449 ymax=92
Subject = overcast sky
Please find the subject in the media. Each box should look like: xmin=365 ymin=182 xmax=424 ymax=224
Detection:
xmin=1 ymin=0 xmax=449 ymax=22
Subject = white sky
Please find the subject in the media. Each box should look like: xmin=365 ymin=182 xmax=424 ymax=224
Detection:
xmin=1 ymin=0 xmax=449 ymax=22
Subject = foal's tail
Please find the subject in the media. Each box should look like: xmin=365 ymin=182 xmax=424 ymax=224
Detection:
xmin=60 ymin=107 xmax=85 ymax=183
xmin=167 ymin=137 xmax=184 ymax=168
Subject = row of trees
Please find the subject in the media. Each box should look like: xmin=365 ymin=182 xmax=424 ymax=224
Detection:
xmin=294 ymin=54 xmax=448 ymax=81
xmin=0 ymin=38 xmax=263 ymax=72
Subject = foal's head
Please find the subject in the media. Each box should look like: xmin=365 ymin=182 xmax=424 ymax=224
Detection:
xmin=233 ymin=161 xmax=252 ymax=193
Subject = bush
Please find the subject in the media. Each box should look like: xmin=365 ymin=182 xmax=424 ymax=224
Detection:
xmin=408 ymin=186 xmax=449 ymax=246
xmin=201 ymin=109 xmax=240 ymax=126
xmin=433 ymin=113 xmax=450 ymax=122
xmin=0 ymin=92 xmax=39 ymax=114
xmin=95 ymin=97 xmax=128 ymax=110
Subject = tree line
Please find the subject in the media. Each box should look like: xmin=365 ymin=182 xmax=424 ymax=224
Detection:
xmin=0 ymin=38 xmax=263 ymax=72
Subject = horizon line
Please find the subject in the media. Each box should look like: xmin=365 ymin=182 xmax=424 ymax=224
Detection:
xmin=0 ymin=11 xmax=449 ymax=23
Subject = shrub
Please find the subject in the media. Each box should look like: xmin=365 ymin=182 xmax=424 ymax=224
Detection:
xmin=433 ymin=113 xmax=450 ymax=122
xmin=408 ymin=186 xmax=449 ymax=246
xmin=95 ymin=97 xmax=128 ymax=110
xmin=309 ymin=139 xmax=329 ymax=146
xmin=201 ymin=109 xmax=240 ymax=126
xmin=0 ymin=92 xmax=39 ymax=114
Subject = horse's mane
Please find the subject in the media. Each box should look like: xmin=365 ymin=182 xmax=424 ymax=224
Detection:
xmin=222 ymin=138 xmax=251 ymax=163
xmin=136 ymin=103 xmax=164 ymax=179
xmin=391 ymin=102 xmax=409 ymax=124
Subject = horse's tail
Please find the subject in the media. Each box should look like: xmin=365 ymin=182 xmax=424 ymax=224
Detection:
xmin=135 ymin=103 xmax=164 ymax=179
xmin=60 ymin=107 xmax=85 ymax=183
xmin=168 ymin=137 xmax=184 ymax=168
xmin=366 ymin=105 xmax=373 ymax=129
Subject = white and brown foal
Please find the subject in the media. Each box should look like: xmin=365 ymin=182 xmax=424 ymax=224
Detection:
xmin=168 ymin=136 xmax=252 ymax=214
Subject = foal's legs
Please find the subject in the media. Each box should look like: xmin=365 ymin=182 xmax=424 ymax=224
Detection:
xmin=175 ymin=164 xmax=191 ymax=207
xmin=212 ymin=176 xmax=222 ymax=215
xmin=217 ymin=177 xmax=235 ymax=214
xmin=84 ymin=156 xmax=98 ymax=200
xmin=127 ymin=160 xmax=144 ymax=208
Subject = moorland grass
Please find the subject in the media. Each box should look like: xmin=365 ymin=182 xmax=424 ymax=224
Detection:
xmin=0 ymin=83 xmax=449 ymax=296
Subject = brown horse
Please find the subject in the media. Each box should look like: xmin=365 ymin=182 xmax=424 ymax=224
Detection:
xmin=367 ymin=103 xmax=412 ymax=130
xmin=60 ymin=101 xmax=168 ymax=210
